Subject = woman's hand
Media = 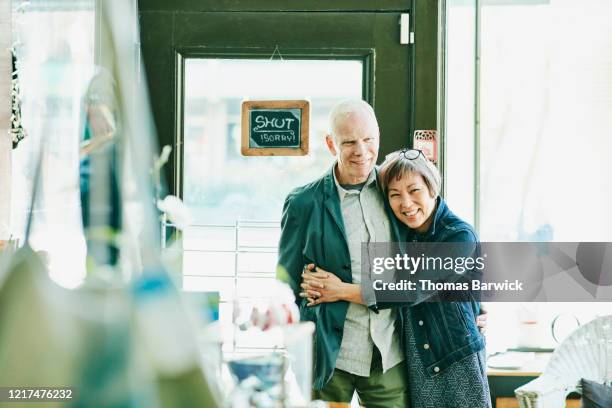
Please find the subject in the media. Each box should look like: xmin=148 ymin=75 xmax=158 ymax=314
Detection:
xmin=300 ymin=264 xmax=363 ymax=306
xmin=476 ymin=304 xmax=488 ymax=335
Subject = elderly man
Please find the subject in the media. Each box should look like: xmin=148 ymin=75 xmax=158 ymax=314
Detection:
xmin=277 ymin=99 xmax=485 ymax=406
xmin=277 ymin=99 xmax=407 ymax=406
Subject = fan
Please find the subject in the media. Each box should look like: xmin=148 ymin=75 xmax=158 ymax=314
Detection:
xmin=515 ymin=315 xmax=612 ymax=407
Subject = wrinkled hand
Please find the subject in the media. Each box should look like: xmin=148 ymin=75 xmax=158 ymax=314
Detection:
xmin=300 ymin=264 xmax=345 ymax=306
xmin=476 ymin=305 xmax=488 ymax=335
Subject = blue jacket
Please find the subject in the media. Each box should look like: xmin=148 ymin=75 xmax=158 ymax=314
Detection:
xmin=384 ymin=197 xmax=486 ymax=377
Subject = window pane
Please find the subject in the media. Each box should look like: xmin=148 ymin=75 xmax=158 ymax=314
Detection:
xmin=444 ymin=0 xmax=476 ymax=225
xmin=183 ymin=59 xmax=362 ymax=224
xmin=480 ymin=0 xmax=612 ymax=242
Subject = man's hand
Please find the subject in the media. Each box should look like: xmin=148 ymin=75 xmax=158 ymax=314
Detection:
xmin=300 ymin=264 xmax=344 ymax=306
xmin=299 ymin=264 xmax=363 ymax=306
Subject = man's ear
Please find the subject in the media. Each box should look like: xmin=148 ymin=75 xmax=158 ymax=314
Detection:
xmin=325 ymin=134 xmax=337 ymax=156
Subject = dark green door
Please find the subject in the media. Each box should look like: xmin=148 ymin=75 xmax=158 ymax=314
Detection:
xmin=140 ymin=8 xmax=419 ymax=196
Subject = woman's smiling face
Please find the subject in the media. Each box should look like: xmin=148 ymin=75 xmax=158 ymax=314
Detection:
xmin=387 ymin=171 xmax=437 ymax=233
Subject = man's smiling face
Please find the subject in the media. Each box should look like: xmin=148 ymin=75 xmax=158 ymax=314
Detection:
xmin=326 ymin=110 xmax=380 ymax=184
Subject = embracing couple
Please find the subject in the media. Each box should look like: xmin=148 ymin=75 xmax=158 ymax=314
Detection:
xmin=277 ymin=99 xmax=491 ymax=408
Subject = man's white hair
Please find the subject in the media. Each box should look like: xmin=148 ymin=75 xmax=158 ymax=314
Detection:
xmin=328 ymin=99 xmax=379 ymax=139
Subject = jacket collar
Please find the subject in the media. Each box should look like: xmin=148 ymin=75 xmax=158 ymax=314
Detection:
xmin=323 ymin=165 xmax=346 ymax=239
xmin=323 ymin=162 xmax=379 ymax=198
xmin=323 ymin=165 xmax=337 ymax=198
xmin=415 ymin=196 xmax=448 ymax=238
xmin=322 ymin=163 xmax=380 ymax=241
xmin=331 ymin=164 xmax=378 ymax=202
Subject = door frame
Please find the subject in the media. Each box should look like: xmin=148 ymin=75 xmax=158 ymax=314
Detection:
xmin=139 ymin=3 xmax=438 ymax=197
xmin=174 ymin=47 xmax=375 ymax=198
xmin=139 ymin=0 xmax=412 ymax=13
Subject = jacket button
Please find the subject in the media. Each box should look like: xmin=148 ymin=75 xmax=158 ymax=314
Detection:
xmin=434 ymin=366 xmax=440 ymax=373
xmin=418 ymin=320 xmax=424 ymax=326
xmin=334 ymin=325 xmax=342 ymax=332
xmin=423 ymin=344 xmax=430 ymax=350
xmin=343 ymin=264 xmax=350 ymax=270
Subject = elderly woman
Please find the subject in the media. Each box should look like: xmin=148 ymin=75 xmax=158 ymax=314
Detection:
xmin=301 ymin=149 xmax=491 ymax=408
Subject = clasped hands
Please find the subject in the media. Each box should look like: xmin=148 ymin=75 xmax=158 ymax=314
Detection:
xmin=299 ymin=264 xmax=346 ymax=306
xmin=300 ymin=264 xmax=364 ymax=307
xmin=299 ymin=263 xmax=488 ymax=333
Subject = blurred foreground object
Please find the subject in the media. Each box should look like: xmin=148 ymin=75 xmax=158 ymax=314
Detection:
xmin=234 ymin=280 xmax=299 ymax=331
xmin=78 ymin=67 xmax=122 ymax=270
xmin=157 ymin=195 xmax=192 ymax=231
xmin=515 ymin=314 xmax=612 ymax=407
xmin=0 ymin=239 xmax=18 ymax=253
xmin=0 ymin=246 xmax=223 ymax=407
xmin=229 ymin=281 xmax=312 ymax=407
xmin=227 ymin=323 xmax=314 ymax=408
xmin=0 ymin=246 xmax=148 ymax=406
xmin=0 ymin=0 xmax=222 ymax=401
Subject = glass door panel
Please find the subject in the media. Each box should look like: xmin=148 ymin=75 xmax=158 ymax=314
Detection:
xmin=183 ymin=58 xmax=362 ymax=224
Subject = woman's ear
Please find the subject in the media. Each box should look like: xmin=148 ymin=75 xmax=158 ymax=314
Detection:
xmin=425 ymin=181 xmax=438 ymax=199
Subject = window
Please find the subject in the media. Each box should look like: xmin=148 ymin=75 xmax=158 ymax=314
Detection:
xmin=10 ymin=0 xmax=95 ymax=288
xmin=444 ymin=0 xmax=612 ymax=352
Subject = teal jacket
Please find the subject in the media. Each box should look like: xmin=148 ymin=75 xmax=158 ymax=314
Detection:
xmin=276 ymin=166 xmax=404 ymax=389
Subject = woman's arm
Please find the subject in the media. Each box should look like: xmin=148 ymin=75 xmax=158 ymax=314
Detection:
xmin=300 ymin=264 xmax=364 ymax=306
xmin=299 ymin=263 xmax=488 ymax=333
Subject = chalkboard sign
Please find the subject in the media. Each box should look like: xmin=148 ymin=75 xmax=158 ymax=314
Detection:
xmin=241 ymin=100 xmax=309 ymax=156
